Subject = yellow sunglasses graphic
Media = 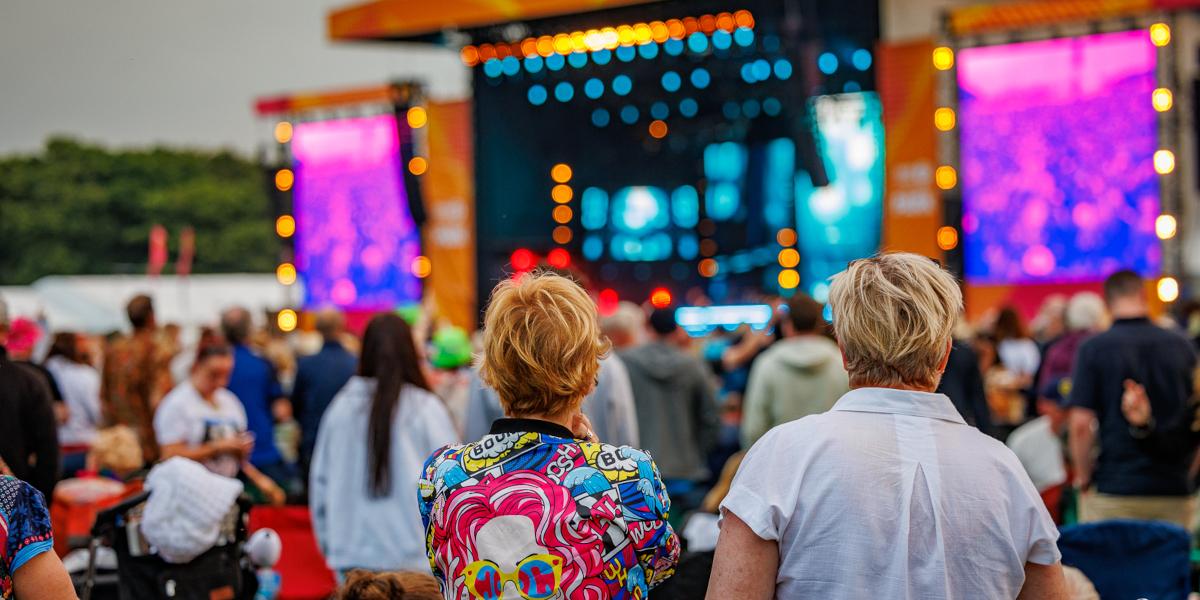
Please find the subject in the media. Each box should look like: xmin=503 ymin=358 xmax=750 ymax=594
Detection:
xmin=461 ymin=553 xmax=564 ymax=600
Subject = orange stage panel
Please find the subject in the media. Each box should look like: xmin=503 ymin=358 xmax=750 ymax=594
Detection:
xmin=947 ymin=0 xmax=1200 ymax=36
xmin=329 ymin=0 xmax=661 ymax=41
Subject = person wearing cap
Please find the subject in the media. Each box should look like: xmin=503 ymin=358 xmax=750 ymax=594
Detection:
xmin=1007 ymin=378 xmax=1072 ymax=499
xmin=292 ymin=309 xmax=357 ymax=485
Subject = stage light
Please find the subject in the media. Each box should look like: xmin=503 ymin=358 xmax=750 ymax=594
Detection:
xmin=277 ymin=309 xmax=298 ymax=332
xmin=553 ymin=205 xmax=574 ymax=224
xmin=650 ymin=101 xmax=670 ymax=120
xmin=741 ymin=63 xmax=758 ymax=84
xmin=734 ymin=10 xmax=755 ymax=28
xmin=275 ymin=215 xmax=296 ymax=239
xmin=844 ymin=81 xmax=862 ymax=93
xmin=570 ymin=31 xmax=587 ymax=52
xmin=568 ymin=52 xmax=588 ymax=68
xmin=743 ymin=99 xmax=761 ymax=118
xmin=545 ymin=248 xmax=571 ymax=269
xmin=410 ymin=255 xmax=432 ymax=279
xmin=1150 ymin=23 xmax=1171 ymax=46
xmin=679 ymin=98 xmax=699 ymax=118
xmin=593 ymin=49 xmax=612 ymax=65
xmin=649 ymin=120 xmax=668 ymax=139
xmin=698 ymin=258 xmax=719 ymax=278
xmin=691 ymin=68 xmax=711 ymax=89
xmin=408 ymin=156 xmax=428 ymax=175
xmin=933 ymin=46 xmax=954 ymax=70
xmin=495 ymin=44 xmax=513 ymax=59
xmin=554 ymin=82 xmax=575 ymax=102
xmin=1158 ymin=276 xmax=1180 ymax=302
xmin=276 ymin=262 xmax=297 ymax=286
xmin=661 ymin=71 xmax=681 ymax=92
xmin=778 ymin=248 xmax=800 ymax=268
xmin=778 ymin=269 xmax=800 ymax=289
xmin=584 ymin=78 xmax=604 ymax=99
xmin=592 ymin=108 xmax=611 ymax=127
xmin=818 ymin=52 xmax=838 ymax=75
xmin=552 ymin=184 xmax=574 ymax=203
xmin=546 ymin=54 xmax=566 ymax=70
xmin=613 ymin=74 xmax=633 ymax=95
xmin=621 ymin=105 xmax=640 ymax=124
xmin=528 ymin=84 xmax=548 ymax=106
xmin=1155 ymin=149 xmax=1176 ymax=174
xmin=682 ymin=17 xmax=699 ymax=35
xmin=935 ymin=165 xmax=957 ymax=190
xmin=934 ymin=107 xmax=956 ymax=131
xmin=583 ymin=29 xmax=604 ymax=51
xmin=763 ymin=97 xmax=782 ymax=116
xmin=483 ymin=60 xmax=503 ymax=78
xmin=688 ymin=32 xmax=708 ymax=53
xmin=524 ymin=56 xmax=545 ymax=73
xmin=617 ymin=25 xmax=635 ymax=45
xmin=650 ymin=287 xmax=673 ymax=308
xmin=275 ymin=168 xmax=294 ymax=192
xmin=501 ymin=56 xmax=520 ymax=76
xmin=752 ymin=59 xmax=771 ymax=81
xmin=852 ymin=49 xmax=873 ymax=70
xmin=716 ymin=12 xmax=735 ymax=30
xmin=583 ymin=235 xmax=603 ymax=259
xmin=637 ymin=43 xmax=659 ymax=60
xmin=937 ymin=226 xmax=959 ymax=250
xmin=536 ymin=36 xmax=555 ymax=57
xmin=598 ymin=289 xmax=619 ymax=316
xmin=616 ymin=45 xmax=636 ymax=62
xmin=1153 ymin=88 xmax=1173 ymax=111
xmin=274 ymin=122 xmax=293 ymax=144
xmin=1156 ymin=214 xmax=1178 ymax=239
xmin=479 ymin=44 xmax=497 ymax=61
xmin=553 ymin=34 xmax=572 ymax=54
xmin=460 ymin=45 xmax=480 ymax=66
xmin=552 ymin=225 xmax=573 ymax=244
xmin=699 ymin=14 xmax=717 ymax=34
xmin=700 ymin=238 xmax=718 ymax=256
xmin=520 ymin=38 xmax=537 ymax=57
xmin=633 ymin=23 xmax=652 ymax=44
xmin=510 ymin=248 xmax=536 ymax=271
xmin=734 ymin=27 xmax=754 ymax=47
xmin=665 ymin=19 xmax=685 ymax=39
xmin=551 ymin=163 xmax=573 ymax=183
xmin=772 ymin=59 xmax=793 ymax=80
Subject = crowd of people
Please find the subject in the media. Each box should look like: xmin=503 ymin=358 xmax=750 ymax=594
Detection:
xmin=0 ymin=255 xmax=1198 ymax=599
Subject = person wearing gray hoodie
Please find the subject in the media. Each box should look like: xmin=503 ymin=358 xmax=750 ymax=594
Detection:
xmin=619 ymin=307 xmax=719 ymax=511
xmin=740 ymin=293 xmax=849 ymax=448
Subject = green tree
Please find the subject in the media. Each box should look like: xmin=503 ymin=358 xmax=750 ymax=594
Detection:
xmin=0 ymin=138 xmax=279 ymax=284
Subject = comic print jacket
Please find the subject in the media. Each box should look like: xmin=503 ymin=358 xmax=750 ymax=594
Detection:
xmin=419 ymin=418 xmax=680 ymax=600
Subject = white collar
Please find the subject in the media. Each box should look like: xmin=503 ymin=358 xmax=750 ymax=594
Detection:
xmin=831 ymin=387 xmax=967 ymax=425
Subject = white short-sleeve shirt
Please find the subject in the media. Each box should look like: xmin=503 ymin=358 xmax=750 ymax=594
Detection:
xmin=722 ymin=387 xmax=1060 ymax=599
xmin=154 ymin=381 xmax=248 ymax=478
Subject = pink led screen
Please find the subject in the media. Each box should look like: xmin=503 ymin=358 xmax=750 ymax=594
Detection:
xmin=291 ymin=114 xmax=421 ymax=309
xmin=957 ymin=30 xmax=1161 ymax=284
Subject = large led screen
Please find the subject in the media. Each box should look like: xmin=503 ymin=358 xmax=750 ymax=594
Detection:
xmin=957 ymin=31 xmax=1160 ymax=284
xmin=292 ymin=114 xmax=421 ymax=309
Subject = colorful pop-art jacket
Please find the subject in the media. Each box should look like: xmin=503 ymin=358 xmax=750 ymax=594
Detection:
xmin=0 ymin=476 xmax=54 ymax=599
xmin=419 ymin=418 xmax=680 ymax=600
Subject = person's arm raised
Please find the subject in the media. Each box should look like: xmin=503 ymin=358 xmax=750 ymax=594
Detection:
xmin=706 ymin=511 xmax=778 ymax=600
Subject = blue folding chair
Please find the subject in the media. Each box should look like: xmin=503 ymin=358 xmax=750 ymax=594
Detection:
xmin=1057 ymin=519 xmax=1190 ymax=600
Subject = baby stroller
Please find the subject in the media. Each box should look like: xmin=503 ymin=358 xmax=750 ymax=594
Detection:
xmin=73 ymin=490 xmax=258 ymax=600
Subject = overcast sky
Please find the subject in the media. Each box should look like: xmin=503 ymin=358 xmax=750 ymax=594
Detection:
xmin=0 ymin=0 xmax=469 ymax=156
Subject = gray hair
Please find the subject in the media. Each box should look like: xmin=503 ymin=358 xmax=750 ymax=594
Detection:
xmin=1066 ymin=292 xmax=1107 ymax=332
xmin=600 ymin=301 xmax=645 ymax=338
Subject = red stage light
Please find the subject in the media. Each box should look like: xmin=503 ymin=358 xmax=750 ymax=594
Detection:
xmin=511 ymin=248 xmax=536 ymax=271
xmin=650 ymin=287 xmax=672 ymax=308
xmin=598 ymin=289 xmax=619 ymax=316
xmin=547 ymin=248 xmax=571 ymax=269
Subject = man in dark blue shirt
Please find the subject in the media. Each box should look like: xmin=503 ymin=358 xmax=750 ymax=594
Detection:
xmin=292 ymin=309 xmax=356 ymax=484
xmin=221 ymin=307 xmax=293 ymax=489
xmin=1067 ymin=270 xmax=1198 ymax=526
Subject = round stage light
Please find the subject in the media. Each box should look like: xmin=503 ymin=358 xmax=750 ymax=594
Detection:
xmin=691 ymin=68 xmax=711 ymax=89
xmin=591 ymin=108 xmax=611 ymax=127
xmin=679 ymin=98 xmax=699 ymax=118
xmin=932 ymin=46 xmax=954 ymax=70
xmin=637 ymin=43 xmax=658 ymax=60
xmin=277 ymin=309 xmax=298 ymax=332
xmin=598 ymin=289 xmax=619 ymax=316
xmin=552 ymin=184 xmax=574 ymax=203
xmin=934 ymin=107 xmax=956 ymax=131
xmin=661 ymin=71 xmax=682 ymax=92
xmin=734 ymin=10 xmax=755 ymax=28
xmin=552 ymin=225 xmax=573 ymax=244
xmin=554 ymin=82 xmax=575 ymax=102
xmin=1155 ymin=149 xmax=1176 ymax=174
xmin=584 ymin=78 xmax=604 ymax=99
xmin=937 ymin=226 xmax=959 ymax=251
xmin=763 ymin=97 xmax=782 ymax=117
xmin=524 ymin=56 xmax=544 ymax=73
xmin=698 ymin=258 xmax=719 ymax=278
xmin=698 ymin=14 xmax=717 ymax=34
xmin=478 ymin=44 xmax=497 ymax=62
xmin=778 ymin=248 xmax=800 ymax=268
xmin=818 ymin=52 xmax=838 ymax=75
xmin=935 ymin=165 xmax=957 ymax=190
xmin=613 ymin=75 xmax=633 ymax=96
xmin=776 ymin=228 xmax=797 ymax=247
xmin=536 ymin=36 xmax=555 ymax=57
xmin=620 ymin=105 xmax=640 ymax=124
xmin=275 ymin=168 xmax=294 ymax=192
xmin=778 ymin=269 xmax=800 ymax=290
xmin=844 ymin=81 xmax=862 ymax=93
xmin=553 ymin=34 xmax=573 ymax=54
xmin=570 ymin=31 xmax=587 ymax=53
xmin=547 ymin=248 xmax=571 ymax=269
xmin=407 ymin=106 xmax=428 ymax=129
xmin=650 ymin=101 xmax=670 ymax=120
xmin=1153 ymin=88 xmax=1173 ymax=112
xmin=650 ymin=21 xmax=669 ymax=43
xmin=553 ymin=205 xmax=574 ymax=224
xmin=568 ymin=52 xmax=588 ymax=68
xmin=460 ymin=46 xmax=480 ymax=66
xmin=276 ymin=263 xmax=297 ymax=286
xmin=275 ymin=215 xmax=296 ymax=239
xmin=527 ymin=84 xmax=548 ymax=106
xmin=742 ymin=99 xmax=761 ymax=119
xmin=1158 ymin=276 xmax=1180 ymax=302
xmin=773 ymin=59 xmax=793 ymax=80
xmin=501 ymin=56 xmax=520 ymax=76
xmin=592 ymin=49 xmax=612 ymax=65
xmin=551 ymin=163 xmax=573 ymax=183
xmin=712 ymin=30 xmax=732 ymax=50
xmin=650 ymin=287 xmax=672 ymax=308
xmin=546 ymin=54 xmax=566 ymax=70
xmin=408 ymin=156 xmax=428 ymax=176
xmin=510 ymin=248 xmax=536 ymax=271
xmin=688 ymin=32 xmax=708 ymax=53
xmin=616 ymin=45 xmax=636 ymax=62
xmin=649 ymin=120 xmax=668 ymax=139
xmin=634 ymin=23 xmax=653 ymax=44
xmin=716 ymin=12 xmax=735 ymax=31
xmin=734 ymin=27 xmax=754 ymax=48
xmin=410 ymin=255 xmax=432 ymax=279
xmin=1150 ymin=23 xmax=1171 ymax=47
xmin=752 ymin=59 xmax=772 ymax=81
xmin=1156 ymin=214 xmax=1178 ymax=239
xmin=666 ymin=19 xmax=685 ymax=39
xmin=274 ymin=122 xmax=293 ymax=144
xmin=520 ymin=38 xmax=537 ymax=57
xmin=852 ymin=49 xmax=873 ymax=71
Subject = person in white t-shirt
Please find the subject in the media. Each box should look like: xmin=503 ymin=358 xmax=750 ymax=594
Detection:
xmin=708 ymin=253 xmax=1067 ymax=599
xmin=1007 ymin=377 xmax=1071 ymax=493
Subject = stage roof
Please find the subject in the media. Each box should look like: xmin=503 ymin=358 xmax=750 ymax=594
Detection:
xmin=328 ymin=0 xmax=660 ymax=41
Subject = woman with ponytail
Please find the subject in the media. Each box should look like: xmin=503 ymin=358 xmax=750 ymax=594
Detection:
xmin=310 ymin=313 xmax=458 ymax=581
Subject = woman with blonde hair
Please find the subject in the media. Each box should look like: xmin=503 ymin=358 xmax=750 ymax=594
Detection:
xmin=419 ymin=272 xmax=679 ymax=599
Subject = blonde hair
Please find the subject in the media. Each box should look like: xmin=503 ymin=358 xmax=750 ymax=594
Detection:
xmin=90 ymin=426 xmax=144 ymax=474
xmin=828 ymin=253 xmax=962 ymax=389
xmin=479 ymin=271 xmax=610 ymax=417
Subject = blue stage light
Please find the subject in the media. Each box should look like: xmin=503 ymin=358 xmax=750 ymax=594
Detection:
xmin=583 ymin=235 xmax=604 ymax=260
xmin=650 ymin=101 xmax=669 ymax=120
xmin=661 ymin=71 xmax=681 ymax=92
xmin=568 ymin=52 xmax=588 ymax=68
xmin=740 ymin=63 xmax=757 ymax=84
xmin=844 ymin=81 xmax=862 ymax=93
xmin=679 ymin=97 xmax=699 ymax=118
xmin=584 ymin=78 xmax=604 ymax=99
xmin=638 ymin=43 xmax=659 ymax=60
xmin=818 ymin=52 xmax=838 ymax=75
xmin=751 ymin=59 xmax=771 ymax=81
xmin=581 ymin=187 xmax=609 ymax=230
xmin=763 ymin=34 xmax=781 ymax=53
xmin=690 ymin=68 xmax=711 ymax=89
xmin=612 ymin=74 xmax=632 ymax=96
xmin=712 ymin=30 xmax=732 ymax=50
xmin=852 ymin=48 xmax=873 ymax=71
xmin=743 ymin=99 xmax=761 ymax=118
xmin=763 ymin=97 xmax=782 ymax=116
xmin=546 ymin=54 xmax=565 ymax=70
xmin=677 ymin=234 xmax=699 ymax=260
xmin=671 ymin=185 xmax=700 ymax=228
xmin=616 ymin=45 xmax=636 ymax=62
xmin=664 ymin=38 xmax=684 ymax=56
xmin=593 ymin=49 xmax=612 ymax=65
xmin=734 ymin=27 xmax=754 ymax=47
xmin=773 ymin=59 xmax=793 ymax=80
xmin=501 ymin=56 xmax=520 ymax=76
xmin=620 ymin=105 xmax=640 ymax=124
xmin=524 ymin=56 xmax=544 ymax=73
xmin=591 ymin=108 xmax=611 ymax=127
xmin=706 ymin=182 xmax=740 ymax=220
xmin=483 ymin=60 xmax=503 ymax=78
xmin=723 ymin=101 xmax=741 ymax=119
xmin=527 ymin=84 xmax=548 ymax=105
xmin=554 ymin=81 xmax=574 ymax=102
xmin=688 ymin=32 xmax=708 ymax=53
